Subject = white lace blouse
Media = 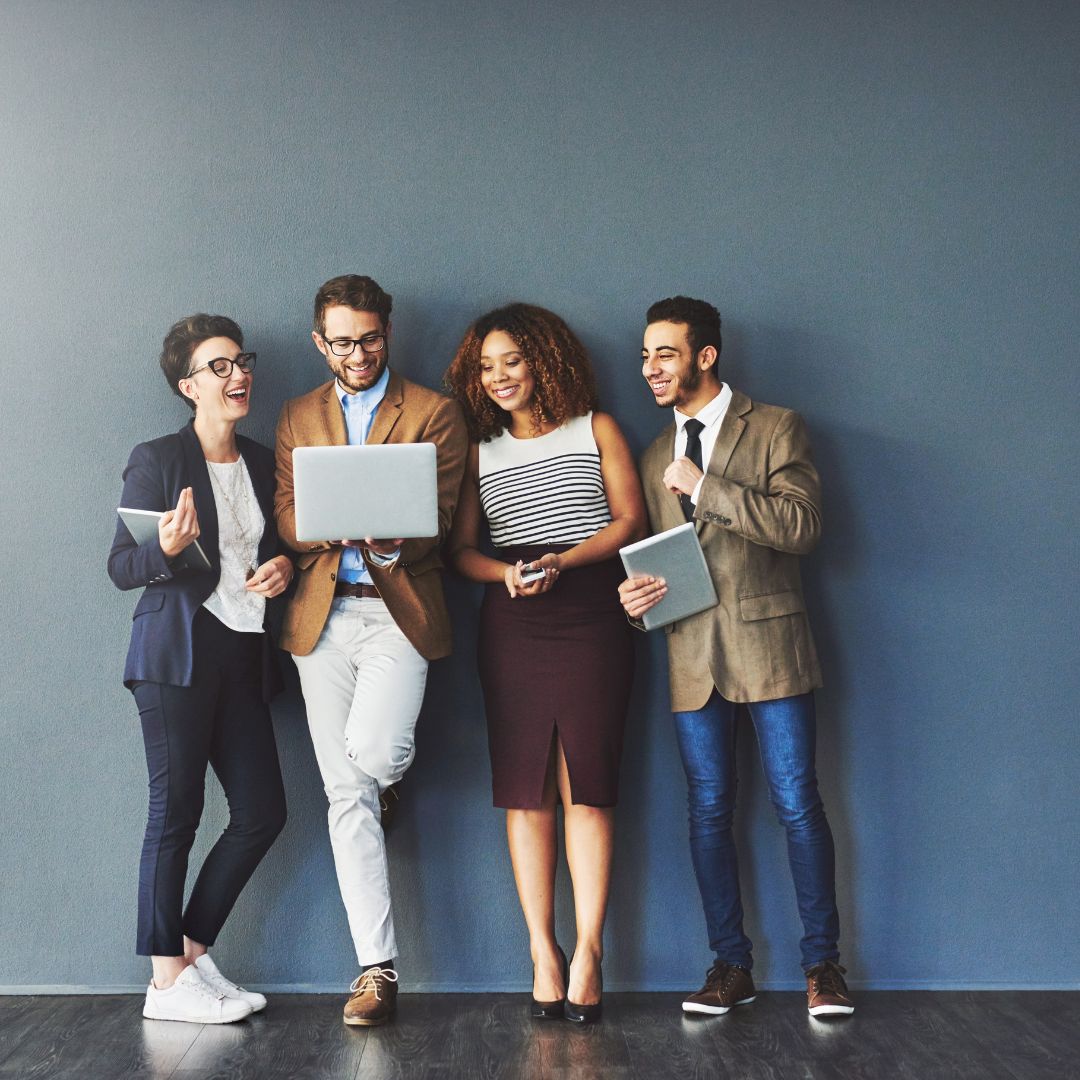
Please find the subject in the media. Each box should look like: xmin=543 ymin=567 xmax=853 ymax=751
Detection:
xmin=203 ymin=458 xmax=266 ymax=633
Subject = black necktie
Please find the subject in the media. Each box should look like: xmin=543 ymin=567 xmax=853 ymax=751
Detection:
xmin=680 ymin=418 xmax=705 ymax=521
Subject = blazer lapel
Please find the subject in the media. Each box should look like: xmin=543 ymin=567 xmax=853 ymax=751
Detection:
xmin=241 ymin=441 xmax=274 ymax=517
xmin=319 ymin=381 xmax=348 ymax=446
xmin=656 ymin=421 xmax=682 ymax=522
xmin=179 ymin=421 xmax=219 ymax=572
xmin=694 ymin=388 xmax=750 ymax=535
xmin=237 ymin=435 xmax=277 ymax=566
xmin=648 ymin=419 xmax=682 ymax=529
xmin=366 ymin=369 xmax=404 ymax=445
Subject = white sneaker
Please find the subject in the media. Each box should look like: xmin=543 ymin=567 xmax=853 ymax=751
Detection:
xmin=196 ymin=954 xmax=268 ymax=1012
xmin=142 ymin=965 xmax=253 ymax=1023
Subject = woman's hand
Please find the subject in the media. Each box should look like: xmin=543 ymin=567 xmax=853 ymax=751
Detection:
xmin=158 ymin=487 xmax=200 ymax=558
xmin=245 ymin=555 xmax=294 ymax=598
xmin=503 ymin=554 xmax=561 ymax=598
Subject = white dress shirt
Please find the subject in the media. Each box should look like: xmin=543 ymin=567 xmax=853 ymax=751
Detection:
xmin=673 ymin=383 xmax=733 ymax=505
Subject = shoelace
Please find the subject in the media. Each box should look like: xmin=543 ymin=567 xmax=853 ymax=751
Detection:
xmin=201 ymin=969 xmax=249 ymax=996
xmin=808 ymin=961 xmax=848 ymax=997
xmin=349 ymin=967 xmax=399 ymax=1001
xmin=182 ymin=973 xmax=225 ymax=1002
xmin=705 ymin=962 xmax=745 ymax=994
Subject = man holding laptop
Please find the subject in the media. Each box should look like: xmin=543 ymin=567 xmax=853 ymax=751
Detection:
xmin=618 ymin=296 xmax=854 ymax=1018
xmin=274 ymin=275 xmax=467 ymax=1025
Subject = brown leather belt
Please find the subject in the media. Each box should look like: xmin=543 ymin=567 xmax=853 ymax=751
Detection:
xmin=334 ymin=582 xmax=381 ymax=599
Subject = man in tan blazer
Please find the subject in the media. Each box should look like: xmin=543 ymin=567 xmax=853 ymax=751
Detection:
xmin=275 ymin=275 xmax=467 ymax=1026
xmin=619 ymin=296 xmax=854 ymax=1020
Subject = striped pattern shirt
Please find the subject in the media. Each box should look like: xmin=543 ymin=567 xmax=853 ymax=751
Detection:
xmin=479 ymin=413 xmax=611 ymax=547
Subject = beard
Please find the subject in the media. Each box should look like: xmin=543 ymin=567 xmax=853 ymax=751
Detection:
xmin=655 ymin=363 xmax=700 ymax=408
xmin=332 ymin=350 xmax=388 ymax=393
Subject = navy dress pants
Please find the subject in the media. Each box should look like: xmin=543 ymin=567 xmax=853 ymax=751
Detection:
xmin=132 ymin=608 xmax=287 ymax=956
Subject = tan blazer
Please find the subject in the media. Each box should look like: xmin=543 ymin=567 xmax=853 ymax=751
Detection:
xmin=274 ymin=371 xmax=468 ymax=660
xmin=640 ymin=387 xmax=823 ymax=711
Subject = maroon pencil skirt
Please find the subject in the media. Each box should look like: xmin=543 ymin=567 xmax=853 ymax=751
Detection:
xmin=478 ymin=545 xmax=634 ymax=809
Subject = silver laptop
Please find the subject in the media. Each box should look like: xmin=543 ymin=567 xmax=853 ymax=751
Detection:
xmin=293 ymin=444 xmax=438 ymax=542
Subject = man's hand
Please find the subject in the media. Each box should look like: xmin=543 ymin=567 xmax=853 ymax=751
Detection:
xmin=158 ymin=487 xmax=200 ymax=558
xmin=663 ymin=456 xmax=703 ymax=498
xmin=338 ymin=538 xmax=404 ymax=556
xmin=618 ymin=574 xmax=667 ymax=619
xmin=364 ymin=537 xmax=404 ymax=557
xmin=245 ymin=555 xmax=294 ymax=598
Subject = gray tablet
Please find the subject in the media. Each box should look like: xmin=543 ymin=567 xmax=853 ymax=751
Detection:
xmin=293 ymin=443 xmax=438 ymax=542
xmin=117 ymin=507 xmax=213 ymax=572
xmin=619 ymin=522 xmax=718 ymax=630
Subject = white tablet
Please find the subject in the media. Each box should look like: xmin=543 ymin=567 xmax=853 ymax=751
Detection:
xmin=117 ymin=507 xmax=213 ymax=572
xmin=619 ymin=522 xmax=719 ymax=630
xmin=293 ymin=444 xmax=438 ymax=542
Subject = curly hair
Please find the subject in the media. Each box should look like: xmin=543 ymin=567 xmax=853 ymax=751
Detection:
xmin=444 ymin=304 xmax=599 ymax=441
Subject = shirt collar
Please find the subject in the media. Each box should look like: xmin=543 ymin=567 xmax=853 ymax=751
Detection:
xmin=674 ymin=382 xmax=731 ymax=431
xmin=338 ymin=364 xmax=390 ymax=411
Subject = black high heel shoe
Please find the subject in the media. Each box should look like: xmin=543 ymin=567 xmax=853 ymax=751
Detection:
xmin=530 ymin=945 xmax=568 ymax=1020
xmin=564 ymin=959 xmax=603 ymax=1024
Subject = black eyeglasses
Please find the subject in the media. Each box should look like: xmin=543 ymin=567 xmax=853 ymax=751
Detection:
xmin=186 ymin=352 xmax=257 ymax=378
xmin=324 ymin=334 xmax=387 ymax=357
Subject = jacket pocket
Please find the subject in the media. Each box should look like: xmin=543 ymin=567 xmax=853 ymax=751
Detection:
xmin=133 ymin=591 xmax=166 ymax=619
xmin=404 ymin=550 xmax=443 ymax=577
xmin=296 ymin=551 xmax=323 ymax=571
xmin=739 ymin=590 xmax=805 ymax=621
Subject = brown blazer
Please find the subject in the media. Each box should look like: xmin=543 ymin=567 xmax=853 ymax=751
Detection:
xmin=640 ymin=387 xmax=824 ymax=711
xmin=274 ymin=370 xmax=468 ymax=660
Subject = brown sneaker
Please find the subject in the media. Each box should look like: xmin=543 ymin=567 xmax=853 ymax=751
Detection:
xmin=343 ymin=967 xmax=398 ymax=1026
xmin=806 ymin=961 xmax=854 ymax=1016
xmin=682 ymin=961 xmax=756 ymax=1015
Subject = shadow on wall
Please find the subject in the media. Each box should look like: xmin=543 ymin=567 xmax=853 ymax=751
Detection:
xmin=708 ymin=322 xmax=911 ymax=984
xmin=802 ymin=413 xmax=924 ymax=981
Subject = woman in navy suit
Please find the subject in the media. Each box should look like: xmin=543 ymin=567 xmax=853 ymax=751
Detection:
xmin=109 ymin=315 xmax=293 ymax=1024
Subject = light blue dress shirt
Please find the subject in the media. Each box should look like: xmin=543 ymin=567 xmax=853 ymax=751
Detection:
xmin=338 ymin=366 xmax=391 ymax=584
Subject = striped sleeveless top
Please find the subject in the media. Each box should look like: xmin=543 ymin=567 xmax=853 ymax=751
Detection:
xmin=478 ymin=412 xmax=612 ymax=547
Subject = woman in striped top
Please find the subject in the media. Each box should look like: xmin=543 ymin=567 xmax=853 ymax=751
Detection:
xmin=446 ymin=304 xmax=646 ymax=1022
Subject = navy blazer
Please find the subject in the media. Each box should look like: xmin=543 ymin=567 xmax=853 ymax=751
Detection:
xmin=108 ymin=420 xmax=285 ymax=701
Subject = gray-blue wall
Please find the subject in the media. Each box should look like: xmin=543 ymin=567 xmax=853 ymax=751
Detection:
xmin=1 ymin=0 xmax=1077 ymax=991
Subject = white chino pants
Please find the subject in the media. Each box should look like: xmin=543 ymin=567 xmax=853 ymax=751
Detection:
xmin=293 ymin=597 xmax=428 ymax=966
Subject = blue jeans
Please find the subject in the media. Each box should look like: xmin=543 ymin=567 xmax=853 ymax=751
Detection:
xmin=673 ymin=690 xmax=840 ymax=972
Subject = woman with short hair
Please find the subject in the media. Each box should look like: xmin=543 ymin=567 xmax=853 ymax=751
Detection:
xmin=108 ymin=314 xmax=292 ymax=1023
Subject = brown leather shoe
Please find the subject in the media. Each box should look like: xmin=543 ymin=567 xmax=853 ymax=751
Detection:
xmin=682 ymin=961 xmax=756 ymax=1015
xmin=379 ymin=783 xmax=401 ymax=831
xmin=806 ymin=960 xmax=854 ymax=1015
xmin=343 ymin=967 xmax=398 ymax=1026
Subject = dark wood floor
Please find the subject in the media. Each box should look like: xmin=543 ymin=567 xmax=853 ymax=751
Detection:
xmin=0 ymin=991 xmax=1076 ymax=1079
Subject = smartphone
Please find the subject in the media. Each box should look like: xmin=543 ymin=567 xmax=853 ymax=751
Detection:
xmin=520 ymin=564 xmax=547 ymax=585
